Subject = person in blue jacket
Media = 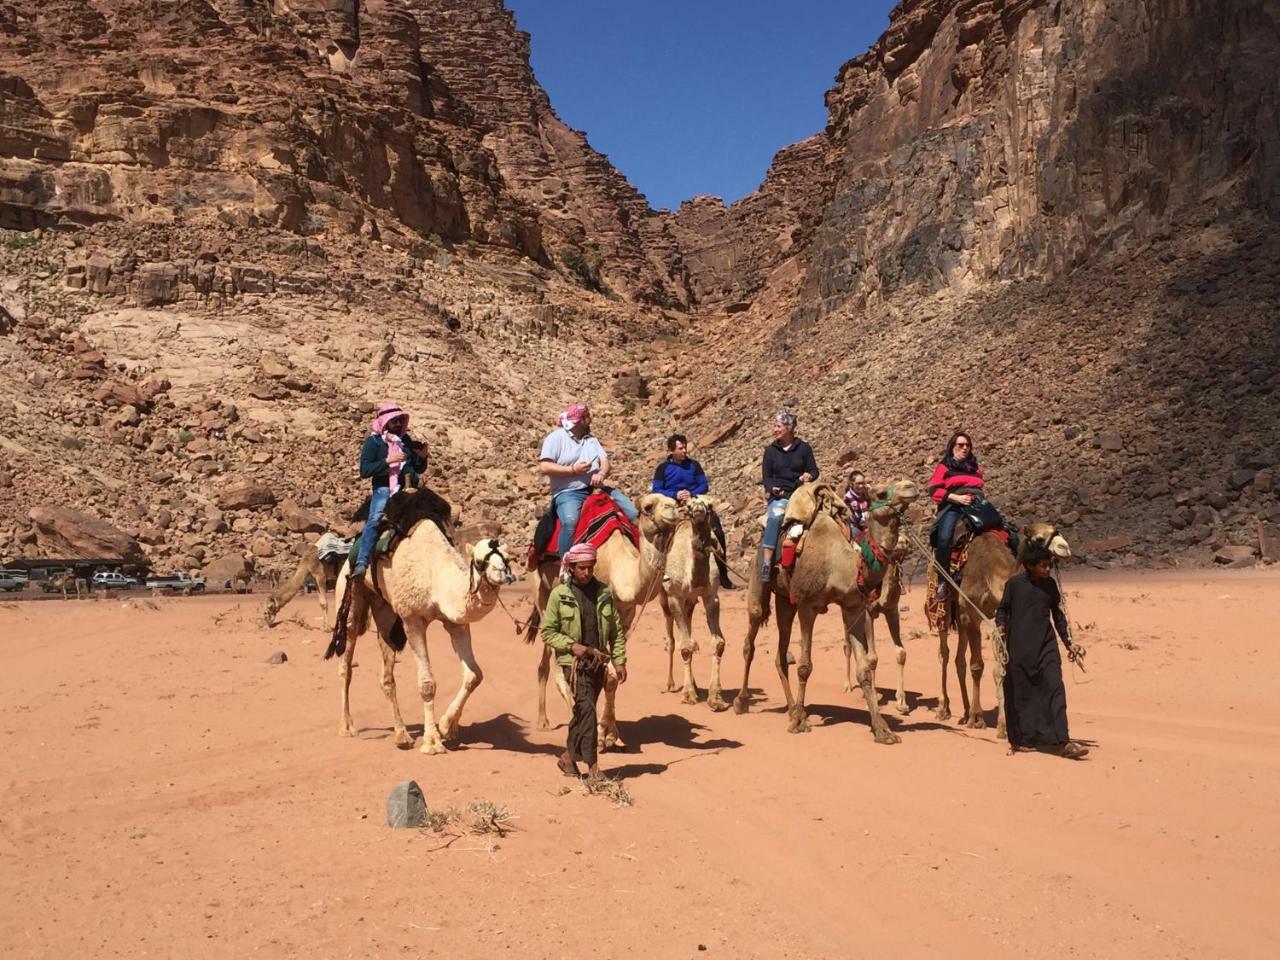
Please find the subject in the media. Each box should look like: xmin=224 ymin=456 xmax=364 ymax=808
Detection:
xmin=651 ymin=434 xmax=733 ymax=589
xmin=351 ymin=402 xmax=428 ymax=578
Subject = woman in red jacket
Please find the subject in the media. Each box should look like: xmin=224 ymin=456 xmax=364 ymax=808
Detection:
xmin=928 ymin=431 xmax=984 ymax=598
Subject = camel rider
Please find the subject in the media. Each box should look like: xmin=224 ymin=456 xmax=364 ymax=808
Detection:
xmin=842 ymin=469 xmax=870 ymax=537
xmin=652 ymin=433 xmax=734 ymax=589
xmin=538 ymin=402 xmax=639 ymax=557
xmin=927 ymin=430 xmax=983 ymax=599
xmin=759 ymin=411 xmax=819 ymax=581
xmin=541 ymin=542 xmax=627 ymax=779
xmin=351 ymin=403 xmax=428 ymax=579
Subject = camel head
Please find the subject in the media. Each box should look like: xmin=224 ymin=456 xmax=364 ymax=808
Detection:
xmin=469 ymin=538 xmax=518 ymax=587
xmin=864 ymin=478 xmax=922 ymax=553
xmin=1022 ymin=521 xmax=1071 ymax=559
xmin=638 ymin=493 xmax=681 ymax=534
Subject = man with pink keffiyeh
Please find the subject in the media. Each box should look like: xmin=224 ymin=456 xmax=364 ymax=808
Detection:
xmin=351 ymin=402 xmax=428 ymax=578
xmin=537 ymin=401 xmax=639 ymax=557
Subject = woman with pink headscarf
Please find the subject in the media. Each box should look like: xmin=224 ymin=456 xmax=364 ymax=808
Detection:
xmin=351 ymin=403 xmax=428 ymax=578
xmin=537 ymin=401 xmax=638 ymax=556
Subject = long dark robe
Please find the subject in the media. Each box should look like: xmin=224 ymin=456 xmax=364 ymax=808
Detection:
xmin=996 ymin=571 xmax=1071 ymax=747
xmin=564 ymin=579 xmax=604 ymax=765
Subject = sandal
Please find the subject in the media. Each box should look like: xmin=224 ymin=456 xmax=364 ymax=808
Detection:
xmin=1060 ymin=741 xmax=1090 ymax=760
xmin=556 ymin=754 xmax=580 ymax=778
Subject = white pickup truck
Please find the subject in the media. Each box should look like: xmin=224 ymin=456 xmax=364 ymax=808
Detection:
xmin=144 ymin=572 xmax=206 ymax=593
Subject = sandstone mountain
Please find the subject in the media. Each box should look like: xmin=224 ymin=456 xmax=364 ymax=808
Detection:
xmin=1 ymin=0 xmax=1276 ymax=578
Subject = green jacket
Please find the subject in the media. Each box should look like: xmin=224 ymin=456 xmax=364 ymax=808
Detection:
xmin=541 ymin=580 xmax=626 ymax=667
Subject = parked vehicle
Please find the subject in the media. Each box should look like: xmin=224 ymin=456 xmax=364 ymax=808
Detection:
xmin=0 ymin=574 xmax=23 ymax=592
xmin=144 ymin=572 xmax=206 ymax=593
xmin=92 ymin=571 xmax=136 ymax=589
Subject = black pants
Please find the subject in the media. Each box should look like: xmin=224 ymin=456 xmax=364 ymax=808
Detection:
xmin=562 ymin=662 xmax=605 ymax=766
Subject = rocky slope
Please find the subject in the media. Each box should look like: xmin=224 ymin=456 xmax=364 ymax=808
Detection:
xmin=1 ymin=0 xmax=1277 ymax=578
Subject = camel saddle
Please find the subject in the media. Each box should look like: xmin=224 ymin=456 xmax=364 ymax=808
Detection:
xmin=527 ymin=490 xmax=639 ymax=570
xmin=346 ymin=487 xmax=454 ymax=568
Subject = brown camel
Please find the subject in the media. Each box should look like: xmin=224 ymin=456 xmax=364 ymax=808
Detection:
xmin=659 ymin=496 xmax=729 ymax=710
xmin=327 ymin=515 xmax=517 ymax=755
xmin=264 ymin=540 xmax=346 ymax=626
xmin=524 ymin=492 xmax=681 ymax=749
xmin=733 ymin=479 xmax=921 ymax=744
xmin=926 ymin=521 xmax=1071 ymax=735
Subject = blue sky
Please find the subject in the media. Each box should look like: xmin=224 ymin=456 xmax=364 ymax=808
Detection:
xmin=505 ymin=1 xmax=897 ymax=212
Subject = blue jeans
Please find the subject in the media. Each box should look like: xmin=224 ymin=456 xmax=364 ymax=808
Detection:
xmin=354 ymin=486 xmax=391 ymax=573
xmin=761 ymin=497 xmax=790 ymax=551
xmin=933 ymin=507 xmax=960 ymax=575
xmin=553 ymin=487 xmax=639 ymax=555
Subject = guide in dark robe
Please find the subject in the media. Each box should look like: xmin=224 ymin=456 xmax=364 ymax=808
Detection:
xmin=995 ymin=546 xmax=1088 ymax=759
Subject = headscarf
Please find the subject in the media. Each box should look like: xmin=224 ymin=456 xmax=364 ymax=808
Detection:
xmin=774 ymin=411 xmax=797 ymax=431
xmin=559 ymin=402 xmax=590 ymax=431
xmin=560 ymin=542 xmax=597 ymax=575
xmin=371 ymin=402 xmax=408 ymax=435
xmin=939 ymin=430 xmax=979 ymax=473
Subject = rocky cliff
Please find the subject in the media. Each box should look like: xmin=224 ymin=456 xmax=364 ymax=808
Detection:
xmin=1 ymin=0 xmax=1277 ymax=577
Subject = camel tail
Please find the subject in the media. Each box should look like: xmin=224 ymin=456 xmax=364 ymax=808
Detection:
xmin=521 ymin=607 xmax=541 ymax=645
xmin=386 ymin=617 xmax=408 ymax=652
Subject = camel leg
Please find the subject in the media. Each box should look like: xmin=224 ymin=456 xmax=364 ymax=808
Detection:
xmin=677 ymin=598 xmax=700 ymax=706
xmin=437 ymin=622 xmax=483 ymax=743
xmin=884 ymin=603 xmax=909 ymax=715
xmin=378 ymin=639 xmax=413 ymax=748
xmin=336 ymin=567 xmax=360 ymax=737
xmin=733 ymin=582 xmax=771 ymax=714
xmin=400 ymin=615 xmax=445 ymax=754
xmin=599 ymin=661 xmax=625 ymax=751
xmin=660 ymin=592 xmax=679 ymax=693
xmin=772 ymin=598 xmax=800 ymax=731
xmin=788 ymin=606 xmax=816 ymax=734
xmin=846 ymin=609 xmax=899 ymax=744
xmin=842 ymin=631 xmax=856 ymax=694
xmin=704 ymin=591 xmax=730 ymax=712
xmin=990 ymin=623 xmax=1007 ymax=739
xmin=954 ymin=624 xmax=973 ymax=724
xmin=965 ymin=622 xmax=986 ymax=729
xmin=936 ymin=625 xmax=952 ymax=722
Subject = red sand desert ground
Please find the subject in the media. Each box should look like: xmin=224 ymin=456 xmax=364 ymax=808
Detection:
xmin=3 ymin=568 xmax=1278 ymax=959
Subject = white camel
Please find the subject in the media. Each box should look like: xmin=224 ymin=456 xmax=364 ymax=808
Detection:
xmin=660 ymin=496 xmax=730 ymax=710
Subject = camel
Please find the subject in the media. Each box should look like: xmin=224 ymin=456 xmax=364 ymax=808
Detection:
xmin=659 ymin=496 xmax=729 ymax=710
xmin=524 ymin=492 xmax=681 ymax=749
xmin=927 ymin=521 xmax=1070 ymax=736
xmin=264 ymin=538 xmax=347 ymax=626
xmin=734 ymin=479 xmax=921 ymax=744
xmin=326 ymin=504 xmax=517 ymax=755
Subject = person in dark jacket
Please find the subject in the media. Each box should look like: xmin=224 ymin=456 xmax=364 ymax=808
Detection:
xmin=759 ymin=412 xmax=819 ymax=581
xmin=351 ymin=402 xmax=428 ymax=578
xmin=652 ymin=434 xmax=733 ymax=588
xmin=995 ymin=541 xmax=1088 ymax=759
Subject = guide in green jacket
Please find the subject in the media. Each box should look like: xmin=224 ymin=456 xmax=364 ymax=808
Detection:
xmin=541 ymin=542 xmax=626 ymax=778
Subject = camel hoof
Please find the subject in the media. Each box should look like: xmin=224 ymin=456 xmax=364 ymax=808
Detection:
xmin=842 ymin=682 xmax=855 ymax=694
xmin=664 ymin=681 xmax=678 ymax=693
xmin=680 ymin=688 xmax=699 ymax=706
xmin=394 ymin=731 xmax=413 ymax=749
xmin=420 ymin=739 xmax=446 ymax=756
xmin=338 ymin=723 xmax=356 ymax=738
xmin=787 ymin=712 xmax=811 ymax=734
xmin=935 ymin=706 xmax=951 ymax=722
xmin=535 ymin=717 xmax=552 ymax=732
xmin=996 ymin=724 xmax=1007 ymax=740
xmin=895 ymin=700 xmax=910 ymax=716
xmin=437 ymin=722 xmax=459 ymax=742
xmin=874 ymin=729 xmax=902 ymax=745
xmin=708 ymin=694 xmax=729 ymax=713
xmin=969 ymin=715 xmax=987 ymax=730
xmin=732 ymin=697 xmax=750 ymax=715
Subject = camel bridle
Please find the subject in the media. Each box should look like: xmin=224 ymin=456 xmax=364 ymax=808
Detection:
xmin=469 ymin=538 xmax=513 ymax=598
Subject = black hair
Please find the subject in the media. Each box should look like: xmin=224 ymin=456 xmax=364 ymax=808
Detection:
xmin=1021 ymin=539 xmax=1053 ymax=568
xmin=940 ymin=429 xmax=979 ymax=472
xmin=667 ymin=433 xmax=687 ymax=451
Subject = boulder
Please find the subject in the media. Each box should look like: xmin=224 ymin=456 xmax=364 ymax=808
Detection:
xmin=29 ymin=506 xmax=145 ymax=562
xmin=204 ymin=552 xmax=252 ymax=587
xmin=386 ymin=779 xmax=428 ymax=829
xmin=216 ymin=481 xmax=277 ymax=510
xmin=1258 ymin=522 xmax=1280 ymax=563
xmin=280 ymin=499 xmax=326 ymax=534
xmin=698 ymin=416 xmax=744 ymax=448
xmin=1213 ymin=545 xmax=1257 ymax=567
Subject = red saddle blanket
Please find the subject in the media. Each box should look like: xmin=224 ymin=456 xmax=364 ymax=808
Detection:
xmin=527 ymin=491 xmax=639 ymax=569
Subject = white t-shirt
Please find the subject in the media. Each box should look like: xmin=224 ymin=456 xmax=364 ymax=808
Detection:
xmin=540 ymin=428 xmax=606 ymax=495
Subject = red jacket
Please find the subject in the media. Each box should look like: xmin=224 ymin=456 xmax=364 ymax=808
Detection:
xmin=928 ymin=461 xmax=985 ymax=505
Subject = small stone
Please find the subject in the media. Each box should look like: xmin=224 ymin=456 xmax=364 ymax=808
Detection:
xmin=386 ymin=779 xmax=428 ymax=829
xmin=265 ymin=650 xmax=288 ymax=664
xmin=1097 ymin=434 xmax=1123 ymax=452
xmin=1228 ymin=469 xmax=1257 ymax=491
